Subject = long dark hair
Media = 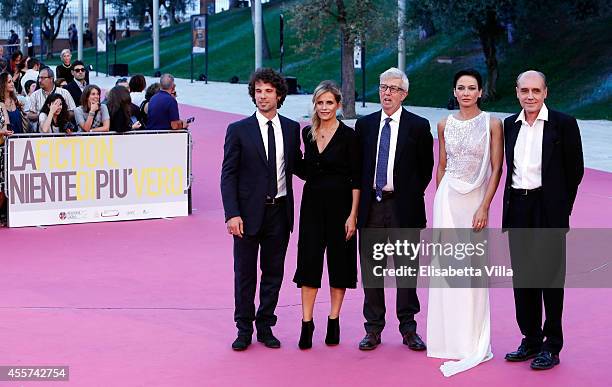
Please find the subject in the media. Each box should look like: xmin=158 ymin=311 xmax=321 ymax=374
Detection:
xmin=40 ymin=94 xmax=71 ymax=131
xmin=106 ymin=85 xmax=132 ymax=124
xmin=0 ymin=72 xmax=23 ymax=110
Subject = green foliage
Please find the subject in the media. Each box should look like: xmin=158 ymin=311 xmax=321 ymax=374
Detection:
xmin=106 ymin=0 xmax=196 ymax=28
xmin=0 ymin=0 xmax=40 ymax=28
xmin=44 ymin=3 xmax=611 ymax=119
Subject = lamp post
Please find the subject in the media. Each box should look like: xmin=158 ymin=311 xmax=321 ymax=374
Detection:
xmin=153 ymin=0 xmax=160 ymax=72
xmin=78 ymin=0 xmax=83 ymax=60
xmin=36 ymin=0 xmax=45 ymax=61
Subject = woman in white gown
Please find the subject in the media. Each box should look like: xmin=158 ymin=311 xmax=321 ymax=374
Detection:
xmin=427 ymin=69 xmax=504 ymax=377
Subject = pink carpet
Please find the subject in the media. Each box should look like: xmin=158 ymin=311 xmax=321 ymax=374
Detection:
xmin=1 ymin=104 xmax=611 ymax=386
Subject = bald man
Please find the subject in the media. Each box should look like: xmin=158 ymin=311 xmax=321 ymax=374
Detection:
xmin=502 ymin=70 xmax=583 ymax=370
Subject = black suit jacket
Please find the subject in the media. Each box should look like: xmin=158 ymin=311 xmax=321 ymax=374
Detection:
xmin=64 ymin=80 xmax=84 ymax=107
xmin=502 ymin=109 xmax=584 ymax=229
xmin=356 ymin=108 xmax=434 ymax=228
xmin=221 ymin=113 xmax=301 ymax=235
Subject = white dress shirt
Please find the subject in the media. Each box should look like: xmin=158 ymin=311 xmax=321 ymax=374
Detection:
xmin=373 ymin=107 xmax=402 ymax=191
xmin=512 ymin=103 xmax=548 ymax=189
xmin=28 ymin=86 xmax=76 ymax=114
xmin=256 ymin=110 xmax=286 ymax=198
xmin=20 ymin=69 xmax=39 ymax=91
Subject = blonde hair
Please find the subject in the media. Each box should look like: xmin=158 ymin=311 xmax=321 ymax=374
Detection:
xmin=309 ymin=80 xmax=342 ymax=142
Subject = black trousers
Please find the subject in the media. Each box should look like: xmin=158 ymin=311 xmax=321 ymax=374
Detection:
xmin=361 ymin=194 xmax=420 ymax=335
xmin=507 ymin=190 xmax=565 ymax=354
xmin=233 ymin=202 xmax=290 ymax=336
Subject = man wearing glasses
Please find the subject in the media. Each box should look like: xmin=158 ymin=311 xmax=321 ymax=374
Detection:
xmin=27 ymin=67 xmax=76 ymax=130
xmin=355 ymin=67 xmax=434 ymax=351
xmin=64 ymin=61 xmax=88 ymax=107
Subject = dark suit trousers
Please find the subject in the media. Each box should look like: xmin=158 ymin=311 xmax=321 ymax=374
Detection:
xmin=233 ymin=202 xmax=290 ymax=336
xmin=507 ymin=190 xmax=564 ymax=354
xmin=362 ymin=194 xmax=420 ymax=335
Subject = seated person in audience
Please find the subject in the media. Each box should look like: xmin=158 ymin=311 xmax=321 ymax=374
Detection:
xmin=18 ymin=80 xmax=36 ymax=113
xmin=64 ymin=60 xmax=88 ymax=107
xmin=74 ymin=85 xmax=110 ymax=132
xmin=56 ymin=49 xmax=74 ymax=84
xmin=39 ymin=94 xmax=76 ymax=134
xmin=28 ymin=67 xmax=76 ymax=126
xmin=116 ymin=77 xmax=129 ymax=90
xmin=20 ymin=57 xmax=40 ymax=91
xmin=102 ymin=77 xmax=129 ymax=104
xmin=129 ymin=74 xmax=147 ymax=106
xmin=147 ymin=73 xmax=189 ymax=130
xmin=139 ymin=82 xmax=160 ymax=127
xmin=106 ymin=86 xmax=142 ymax=133
xmin=55 ymin=78 xmax=68 ymax=88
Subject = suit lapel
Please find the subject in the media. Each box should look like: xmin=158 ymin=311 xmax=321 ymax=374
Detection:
xmin=507 ymin=119 xmax=521 ymax=173
xmin=541 ymin=115 xmax=557 ymax=178
xmin=394 ymin=108 xmax=411 ymax=167
xmin=370 ymin=111 xmax=382 ymax=165
xmin=246 ymin=114 xmax=267 ymax=164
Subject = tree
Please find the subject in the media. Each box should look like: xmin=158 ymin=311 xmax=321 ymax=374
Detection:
xmin=0 ymin=0 xmax=70 ymax=58
xmin=411 ymin=0 xmax=509 ymax=100
xmin=287 ymin=0 xmax=391 ymax=118
xmin=410 ymin=0 xmax=612 ymax=100
xmin=0 ymin=0 xmax=37 ymax=31
xmin=107 ymin=0 xmax=195 ymax=28
xmin=41 ymin=0 xmax=69 ymax=58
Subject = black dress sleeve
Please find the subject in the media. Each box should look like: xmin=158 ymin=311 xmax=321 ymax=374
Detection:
xmin=345 ymin=123 xmax=362 ymax=190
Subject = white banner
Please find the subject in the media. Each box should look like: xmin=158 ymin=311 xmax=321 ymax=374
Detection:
xmin=354 ymin=39 xmax=362 ymax=69
xmin=191 ymin=15 xmax=207 ymax=54
xmin=97 ymin=19 xmax=107 ymax=53
xmin=5 ymin=132 xmax=190 ymax=227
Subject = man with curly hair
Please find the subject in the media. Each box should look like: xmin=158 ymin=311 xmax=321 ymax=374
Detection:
xmin=221 ymin=68 xmax=302 ymax=351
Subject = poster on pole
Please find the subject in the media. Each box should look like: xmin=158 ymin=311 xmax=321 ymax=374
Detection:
xmin=33 ymin=18 xmax=42 ymax=46
xmin=191 ymin=15 xmax=207 ymax=54
xmin=97 ymin=19 xmax=107 ymax=53
xmin=354 ymin=39 xmax=362 ymax=69
xmin=5 ymin=132 xmax=190 ymax=228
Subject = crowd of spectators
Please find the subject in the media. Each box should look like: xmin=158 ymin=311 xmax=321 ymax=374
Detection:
xmin=0 ymin=53 xmax=192 ymax=223
xmin=0 ymin=52 xmax=190 ymax=136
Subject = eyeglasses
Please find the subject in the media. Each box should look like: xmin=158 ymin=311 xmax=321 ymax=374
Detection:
xmin=38 ymin=76 xmax=52 ymax=80
xmin=73 ymin=68 xmax=85 ymax=73
xmin=379 ymin=84 xmax=405 ymax=94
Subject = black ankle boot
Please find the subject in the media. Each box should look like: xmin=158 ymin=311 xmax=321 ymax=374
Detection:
xmin=298 ymin=320 xmax=315 ymax=349
xmin=325 ymin=316 xmax=340 ymax=345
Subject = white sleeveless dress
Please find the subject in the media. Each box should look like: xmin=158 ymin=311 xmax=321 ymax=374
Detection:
xmin=426 ymin=112 xmax=493 ymax=377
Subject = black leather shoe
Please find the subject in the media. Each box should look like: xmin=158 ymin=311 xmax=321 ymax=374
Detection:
xmin=358 ymin=332 xmax=381 ymax=350
xmin=505 ymin=344 xmax=541 ymax=362
xmin=402 ymin=331 xmax=426 ymax=351
xmin=325 ymin=317 xmax=340 ymax=346
xmin=298 ymin=320 xmax=315 ymax=349
xmin=257 ymin=331 xmax=281 ymax=348
xmin=231 ymin=335 xmax=251 ymax=351
xmin=530 ymin=351 xmax=560 ymax=370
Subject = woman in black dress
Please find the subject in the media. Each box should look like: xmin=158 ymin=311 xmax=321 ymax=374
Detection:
xmin=294 ymin=81 xmax=361 ymax=349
